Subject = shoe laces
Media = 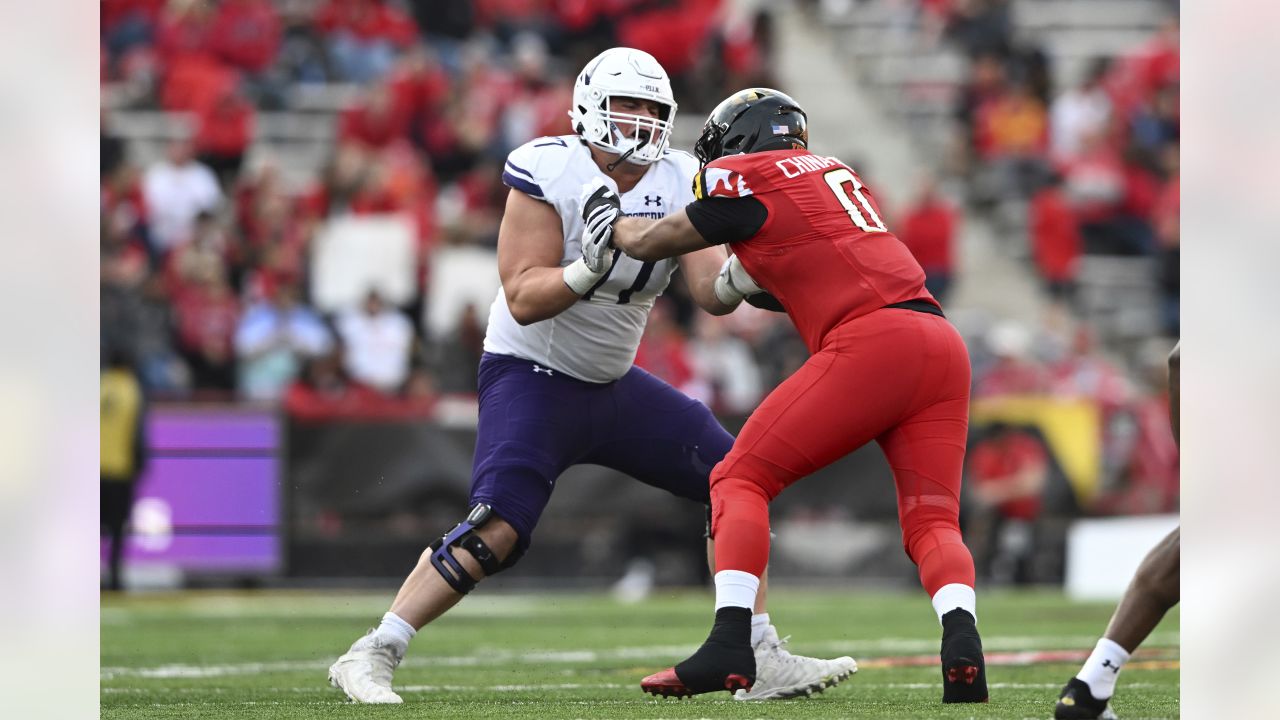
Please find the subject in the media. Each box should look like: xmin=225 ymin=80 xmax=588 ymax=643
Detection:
xmin=353 ymin=630 xmax=403 ymax=686
xmin=760 ymin=634 xmax=803 ymax=666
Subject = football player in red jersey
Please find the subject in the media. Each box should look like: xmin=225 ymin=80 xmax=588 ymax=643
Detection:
xmin=580 ymin=88 xmax=988 ymax=703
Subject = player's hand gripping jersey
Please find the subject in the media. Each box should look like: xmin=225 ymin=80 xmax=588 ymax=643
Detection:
xmin=689 ymin=149 xmax=939 ymax=352
xmin=485 ymin=135 xmax=700 ymax=382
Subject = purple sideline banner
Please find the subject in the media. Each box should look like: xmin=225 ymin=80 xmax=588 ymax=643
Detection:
xmin=107 ymin=405 xmax=281 ymax=575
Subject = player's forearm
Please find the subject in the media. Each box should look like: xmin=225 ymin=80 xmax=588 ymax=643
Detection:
xmin=680 ymin=248 xmax=738 ymax=316
xmin=689 ymin=272 xmax=738 ymax=316
xmin=612 ymin=217 xmax=666 ymax=261
xmin=614 ymin=211 xmax=705 ymax=262
xmin=503 ymin=266 xmax=582 ymax=325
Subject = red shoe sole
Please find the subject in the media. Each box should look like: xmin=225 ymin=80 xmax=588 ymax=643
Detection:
xmin=641 ymin=670 xmax=752 ymax=698
xmin=942 ymin=663 xmax=988 ymax=703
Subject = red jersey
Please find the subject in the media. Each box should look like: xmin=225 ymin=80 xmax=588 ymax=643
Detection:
xmin=693 ymin=150 xmax=935 ymax=353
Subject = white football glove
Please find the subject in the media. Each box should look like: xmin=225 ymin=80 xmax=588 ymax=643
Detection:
xmin=565 ymin=179 xmax=622 ymax=295
xmin=713 ymin=254 xmax=765 ymax=307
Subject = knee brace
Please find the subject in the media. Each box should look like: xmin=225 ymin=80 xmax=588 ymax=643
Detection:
xmin=429 ymin=504 xmax=526 ymax=595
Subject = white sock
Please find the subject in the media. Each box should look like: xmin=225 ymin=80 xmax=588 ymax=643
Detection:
xmin=1076 ymin=637 xmax=1130 ymax=700
xmin=931 ymin=583 xmax=977 ymax=624
xmin=376 ymin=611 xmax=416 ymax=649
xmin=714 ymin=570 xmax=760 ymax=611
xmin=750 ymin=612 xmax=771 ymax=646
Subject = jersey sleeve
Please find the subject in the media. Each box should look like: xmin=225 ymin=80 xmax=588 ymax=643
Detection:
xmin=692 ymin=154 xmax=776 ymax=201
xmin=685 ymin=196 xmax=769 ymax=245
xmin=503 ymin=136 xmax=575 ymax=202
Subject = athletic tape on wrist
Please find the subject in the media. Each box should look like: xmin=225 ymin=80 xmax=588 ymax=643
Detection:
xmin=563 ymin=257 xmax=606 ymax=295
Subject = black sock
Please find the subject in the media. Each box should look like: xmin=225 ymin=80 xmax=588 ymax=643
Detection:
xmin=673 ymin=607 xmax=755 ymax=693
xmin=942 ymin=608 xmax=977 ymax=632
xmin=941 ymin=608 xmax=987 ymax=702
xmin=705 ymin=607 xmax=752 ymax=646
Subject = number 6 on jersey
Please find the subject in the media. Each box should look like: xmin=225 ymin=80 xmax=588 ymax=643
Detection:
xmin=824 ymin=168 xmax=888 ymax=233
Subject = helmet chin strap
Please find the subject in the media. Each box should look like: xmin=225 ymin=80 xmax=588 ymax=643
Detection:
xmin=607 ymin=133 xmax=650 ymax=172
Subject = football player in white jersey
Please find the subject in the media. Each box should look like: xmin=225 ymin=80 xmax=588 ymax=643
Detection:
xmin=328 ymin=47 xmax=856 ymax=704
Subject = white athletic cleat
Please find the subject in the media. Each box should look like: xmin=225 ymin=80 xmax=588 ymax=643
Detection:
xmin=328 ymin=629 xmax=406 ymax=704
xmin=734 ymin=625 xmax=857 ymax=701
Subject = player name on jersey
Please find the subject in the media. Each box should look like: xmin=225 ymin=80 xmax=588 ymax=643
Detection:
xmin=774 ymin=154 xmax=839 ymax=178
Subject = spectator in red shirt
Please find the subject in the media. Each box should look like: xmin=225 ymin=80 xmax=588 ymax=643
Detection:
xmin=634 ymin=298 xmax=707 ymax=404
xmin=1090 ymin=342 xmax=1178 ymax=515
xmin=156 ymin=0 xmax=241 ymax=113
xmin=964 ymin=423 xmax=1050 ymax=585
xmin=897 ymin=174 xmax=959 ymax=304
xmin=618 ymin=0 xmax=719 ymax=96
xmin=285 ymin=350 xmax=436 ymax=421
xmin=718 ymin=10 xmax=780 ymax=101
xmin=172 ymin=262 xmax=241 ymax=392
xmin=155 ymin=0 xmax=216 ymax=68
xmin=339 ymin=81 xmax=413 ymax=150
xmin=195 ymin=87 xmax=256 ymax=188
xmin=386 ymin=47 xmax=451 ymax=127
xmin=1133 ymin=17 xmax=1180 ymax=102
xmin=1029 ymin=170 xmax=1081 ymax=303
xmin=208 ymin=0 xmax=284 ymax=107
xmin=209 ymin=0 xmax=280 ymax=74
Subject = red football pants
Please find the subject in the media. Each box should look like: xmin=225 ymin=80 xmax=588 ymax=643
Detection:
xmin=710 ymin=309 xmax=976 ymax=597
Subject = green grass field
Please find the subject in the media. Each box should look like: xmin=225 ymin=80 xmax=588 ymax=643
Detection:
xmin=101 ymin=588 xmax=1178 ymax=719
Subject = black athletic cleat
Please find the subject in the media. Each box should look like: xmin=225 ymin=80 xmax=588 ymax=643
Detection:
xmin=1055 ymin=677 xmax=1117 ymax=719
xmin=940 ymin=608 xmax=988 ymax=703
xmin=641 ymin=607 xmax=755 ymax=698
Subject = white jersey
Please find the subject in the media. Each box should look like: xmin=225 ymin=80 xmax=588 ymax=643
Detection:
xmin=484 ymin=135 xmax=700 ymax=383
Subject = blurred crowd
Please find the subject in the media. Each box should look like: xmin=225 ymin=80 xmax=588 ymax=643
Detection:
xmin=853 ymin=0 xmax=1181 ymax=582
xmin=938 ymin=0 xmax=1179 ymax=333
xmin=101 ymin=1 xmax=1178 ymax=550
xmin=101 ymin=0 xmax=777 ymax=411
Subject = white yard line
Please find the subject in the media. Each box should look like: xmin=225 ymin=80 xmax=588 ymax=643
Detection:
xmin=102 ymin=632 xmax=1178 ymax=681
xmin=102 ymin=594 xmax=551 ymax=623
xmin=104 ymin=681 xmax=1162 ymax=694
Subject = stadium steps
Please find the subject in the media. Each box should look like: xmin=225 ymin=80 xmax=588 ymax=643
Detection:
xmin=1075 ymin=256 xmax=1161 ymax=348
xmin=105 ymin=107 xmax=337 ymax=192
xmin=782 ymin=1 xmax=1047 ymax=325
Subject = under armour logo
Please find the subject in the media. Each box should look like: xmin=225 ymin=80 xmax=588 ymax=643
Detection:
xmin=532 ymin=365 xmax=553 ymax=376
xmin=643 ymin=194 xmax=662 ymax=206
xmin=1102 ymin=659 xmax=1119 ymax=673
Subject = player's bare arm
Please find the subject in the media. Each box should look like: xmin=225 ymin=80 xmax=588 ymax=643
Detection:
xmin=612 ymin=210 xmax=708 ymax=262
xmin=609 ymin=210 xmax=764 ymax=314
xmin=497 ymin=188 xmax=581 ymax=325
xmin=677 ymin=245 xmax=740 ymax=316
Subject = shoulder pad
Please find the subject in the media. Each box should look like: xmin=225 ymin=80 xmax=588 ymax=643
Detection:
xmin=504 ymin=136 xmax=578 ymax=201
xmin=693 ymin=157 xmax=757 ymax=200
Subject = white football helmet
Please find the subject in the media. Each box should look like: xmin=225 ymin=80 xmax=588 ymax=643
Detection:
xmin=569 ymin=47 xmax=677 ymax=166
